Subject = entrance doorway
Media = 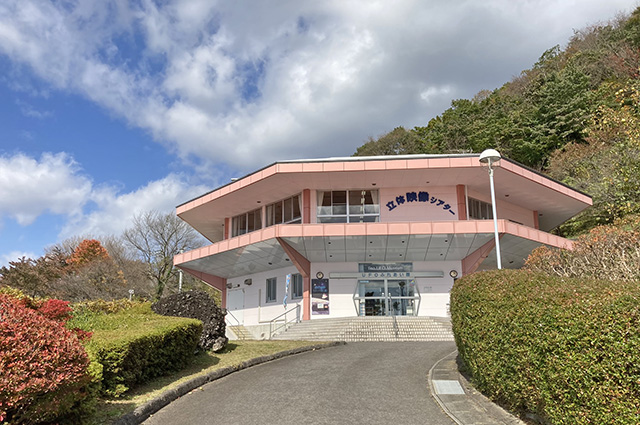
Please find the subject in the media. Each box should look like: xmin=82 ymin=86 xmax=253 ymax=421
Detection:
xmin=355 ymin=279 xmax=419 ymax=316
xmin=227 ymin=289 xmax=245 ymax=325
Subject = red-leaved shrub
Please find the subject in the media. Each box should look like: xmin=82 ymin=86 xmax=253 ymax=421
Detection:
xmin=37 ymin=298 xmax=73 ymax=322
xmin=0 ymin=294 xmax=92 ymax=423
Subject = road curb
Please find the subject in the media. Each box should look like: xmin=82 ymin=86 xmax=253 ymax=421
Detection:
xmin=428 ymin=350 xmax=465 ymax=425
xmin=114 ymin=341 xmax=346 ymax=425
xmin=428 ymin=350 xmax=526 ymax=425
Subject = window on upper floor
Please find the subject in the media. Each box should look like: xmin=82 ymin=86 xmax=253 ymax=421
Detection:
xmin=468 ymin=197 xmax=493 ymax=220
xmin=266 ymin=195 xmax=302 ymax=227
xmin=317 ymin=190 xmax=379 ymax=223
xmin=232 ymin=208 xmax=262 ymax=237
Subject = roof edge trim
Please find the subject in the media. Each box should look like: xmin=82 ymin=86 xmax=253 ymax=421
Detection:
xmin=176 ymin=154 xmax=592 ymax=209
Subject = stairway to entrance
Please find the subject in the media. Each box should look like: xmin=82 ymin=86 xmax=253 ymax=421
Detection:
xmin=270 ymin=316 xmax=454 ymax=342
xmin=228 ymin=325 xmax=254 ymax=340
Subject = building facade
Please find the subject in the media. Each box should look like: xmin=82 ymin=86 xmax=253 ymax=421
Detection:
xmin=174 ymin=154 xmax=591 ymax=329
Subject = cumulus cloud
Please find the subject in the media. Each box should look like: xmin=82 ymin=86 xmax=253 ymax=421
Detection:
xmin=0 ymin=152 xmax=92 ymax=225
xmin=60 ymin=174 xmax=209 ymax=239
xmin=0 ymin=151 xmax=209 ymax=241
xmin=0 ymin=0 xmax=636 ymax=171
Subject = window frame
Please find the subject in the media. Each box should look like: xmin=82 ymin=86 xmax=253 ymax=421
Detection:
xmin=468 ymin=197 xmax=493 ymax=220
xmin=291 ymin=273 xmax=303 ymax=299
xmin=231 ymin=207 xmax=263 ymax=237
xmin=317 ymin=189 xmax=380 ymax=223
xmin=266 ymin=194 xmax=302 ymax=227
xmin=266 ymin=277 xmax=277 ymax=303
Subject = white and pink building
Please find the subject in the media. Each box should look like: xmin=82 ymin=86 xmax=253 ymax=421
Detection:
xmin=174 ymin=154 xmax=591 ymax=331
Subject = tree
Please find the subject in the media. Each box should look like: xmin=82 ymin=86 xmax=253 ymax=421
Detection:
xmin=123 ymin=210 xmax=205 ymax=298
xmin=549 ymin=79 xmax=640 ymax=235
xmin=44 ymin=236 xmax=155 ymax=301
xmin=0 ymin=256 xmax=64 ymax=298
xmin=353 ymin=127 xmax=423 ymax=156
xmin=66 ymin=239 xmax=109 ymax=269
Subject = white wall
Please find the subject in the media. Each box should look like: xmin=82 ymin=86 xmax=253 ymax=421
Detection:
xmin=412 ymin=261 xmax=459 ymax=317
xmin=226 ymin=265 xmax=302 ymax=326
xmin=230 ymin=260 xmax=461 ymax=325
xmin=311 ymin=262 xmax=359 ymax=319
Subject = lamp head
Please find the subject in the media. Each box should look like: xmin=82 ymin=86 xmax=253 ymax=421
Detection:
xmin=479 ymin=149 xmax=501 ymax=166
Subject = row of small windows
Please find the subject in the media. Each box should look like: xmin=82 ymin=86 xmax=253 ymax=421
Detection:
xmin=468 ymin=197 xmax=493 ymax=220
xmin=266 ymin=274 xmax=303 ymax=303
xmin=231 ymin=191 xmax=382 ymax=236
xmin=232 ymin=195 xmax=302 ymax=237
xmin=317 ymin=190 xmax=380 ymax=223
xmin=232 ymin=193 xmax=495 ymax=237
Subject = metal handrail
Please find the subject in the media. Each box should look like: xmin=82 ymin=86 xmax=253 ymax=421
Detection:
xmin=225 ymin=310 xmax=241 ymax=327
xmin=268 ymin=304 xmax=301 ymax=339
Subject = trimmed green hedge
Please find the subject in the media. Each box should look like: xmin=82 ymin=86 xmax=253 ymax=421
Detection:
xmin=71 ymin=303 xmax=202 ymax=397
xmin=450 ymin=270 xmax=640 ymax=425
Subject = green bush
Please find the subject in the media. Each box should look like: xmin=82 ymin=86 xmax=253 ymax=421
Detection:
xmin=71 ymin=302 xmax=202 ymax=397
xmin=450 ymin=270 xmax=640 ymax=425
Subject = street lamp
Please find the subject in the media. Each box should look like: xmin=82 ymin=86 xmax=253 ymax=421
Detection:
xmin=479 ymin=149 xmax=502 ymax=270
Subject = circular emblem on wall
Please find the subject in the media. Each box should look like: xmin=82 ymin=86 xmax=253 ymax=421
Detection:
xmin=316 ymin=272 xmax=324 ymax=279
xmin=449 ymin=270 xmax=459 ymax=279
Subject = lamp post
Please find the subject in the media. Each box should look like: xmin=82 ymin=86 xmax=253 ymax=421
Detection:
xmin=479 ymin=149 xmax=502 ymax=270
xmin=177 ymin=249 xmax=184 ymax=293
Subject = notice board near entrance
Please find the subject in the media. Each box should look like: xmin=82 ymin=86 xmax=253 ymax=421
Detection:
xmin=311 ymin=279 xmax=329 ymax=315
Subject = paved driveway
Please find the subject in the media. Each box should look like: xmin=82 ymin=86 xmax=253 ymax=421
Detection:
xmin=144 ymin=342 xmax=457 ymax=425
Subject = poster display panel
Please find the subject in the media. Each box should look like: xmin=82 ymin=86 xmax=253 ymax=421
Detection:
xmin=311 ymin=278 xmax=329 ymax=315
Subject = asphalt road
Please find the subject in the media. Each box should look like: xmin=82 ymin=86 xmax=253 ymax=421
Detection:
xmin=144 ymin=342 xmax=457 ymax=425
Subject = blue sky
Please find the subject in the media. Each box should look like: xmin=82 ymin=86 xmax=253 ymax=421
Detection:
xmin=0 ymin=0 xmax=637 ymax=265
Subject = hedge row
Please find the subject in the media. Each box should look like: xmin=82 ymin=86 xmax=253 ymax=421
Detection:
xmin=450 ymin=270 xmax=640 ymax=425
xmin=76 ymin=303 xmax=203 ymax=396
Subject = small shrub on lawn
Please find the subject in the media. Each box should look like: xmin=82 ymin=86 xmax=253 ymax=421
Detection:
xmin=450 ymin=270 xmax=640 ymax=424
xmin=0 ymin=294 xmax=94 ymax=424
xmin=75 ymin=303 xmax=203 ymax=397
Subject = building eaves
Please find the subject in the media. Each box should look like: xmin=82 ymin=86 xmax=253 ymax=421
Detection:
xmin=176 ymin=153 xmax=591 ymax=209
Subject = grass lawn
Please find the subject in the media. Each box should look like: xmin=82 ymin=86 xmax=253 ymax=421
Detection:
xmin=86 ymin=340 xmax=328 ymax=424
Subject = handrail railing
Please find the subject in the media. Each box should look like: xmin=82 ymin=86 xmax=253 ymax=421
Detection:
xmin=225 ymin=310 xmax=241 ymax=327
xmin=269 ymin=304 xmax=301 ymax=339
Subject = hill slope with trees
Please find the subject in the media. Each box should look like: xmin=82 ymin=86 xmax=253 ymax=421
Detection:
xmin=356 ymin=8 xmax=640 ymax=236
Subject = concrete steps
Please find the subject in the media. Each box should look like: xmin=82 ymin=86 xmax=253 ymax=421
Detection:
xmin=271 ymin=316 xmax=454 ymax=342
xmin=228 ymin=325 xmax=255 ymax=340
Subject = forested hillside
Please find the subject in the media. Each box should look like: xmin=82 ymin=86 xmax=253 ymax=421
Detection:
xmin=355 ymin=8 xmax=640 ymax=236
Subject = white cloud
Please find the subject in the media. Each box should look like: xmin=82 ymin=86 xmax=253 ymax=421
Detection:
xmin=0 ymin=152 xmax=92 ymax=225
xmin=59 ymin=173 xmax=210 ymax=239
xmin=0 ymin=151 xmax=209 ymax=241
xmin=0 ymin=0 xmax=637 ymax=172
xmin=15 ymin=98 xmax=52 ymax=118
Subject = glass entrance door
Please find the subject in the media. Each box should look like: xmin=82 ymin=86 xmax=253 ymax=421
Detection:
xmin=358 ymin=280 xmax=386 ymax=316
xmin=387 ymin=280 xmax=416 ymax=316
xmin=356 ymin=279 xmax=419 ymax=316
